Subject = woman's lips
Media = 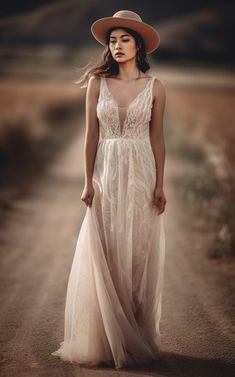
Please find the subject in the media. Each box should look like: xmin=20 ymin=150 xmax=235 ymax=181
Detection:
xmin=115 ymin=52 xmax=124 ymax=56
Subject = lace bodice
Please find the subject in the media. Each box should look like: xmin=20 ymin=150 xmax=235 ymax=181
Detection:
xmin=96 ymin=76 xmax=155 ymax=140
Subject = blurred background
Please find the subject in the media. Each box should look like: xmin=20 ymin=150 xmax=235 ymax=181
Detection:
xmin=0 ymin=0 xmax=234 ymax=257
xmin=0 ymin=2 xmax=235 ymax=375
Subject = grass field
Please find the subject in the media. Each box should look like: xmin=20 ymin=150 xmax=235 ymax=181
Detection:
xmin=164 ymin=83 xmax=235 ymax=258
xmin=0 ymin=77 xmax=85 ymax=217
xmin=0 ymin=62 xmax=234 ymax=258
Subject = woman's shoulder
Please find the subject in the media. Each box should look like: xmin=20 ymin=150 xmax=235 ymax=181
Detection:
xmin=87 ymin=75 xmax=102 ymax=98
xmin=88 ymin=74 xmax=101 ymax=85
xmin=149 ymin=76 xmax=166 ymax=104
xmin=148 ymin=75 xmax=165 ymax=86
xmin=151 ymin=76 xmax=166 ymax=92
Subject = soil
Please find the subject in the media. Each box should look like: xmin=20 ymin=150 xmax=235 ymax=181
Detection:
xmin=0 ymin=117 xmax=234 ymax=376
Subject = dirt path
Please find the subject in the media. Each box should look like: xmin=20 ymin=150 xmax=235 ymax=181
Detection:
xmin=0 ymin=114 xmax=234 ymax=377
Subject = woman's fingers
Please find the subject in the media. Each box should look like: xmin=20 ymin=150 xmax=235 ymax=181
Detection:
xmin=153 ymin=194 xmax=167 ymax=214
xmin=81 ymin=195 xmax=93 ymax=207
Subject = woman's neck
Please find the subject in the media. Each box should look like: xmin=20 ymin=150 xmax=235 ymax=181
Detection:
xmin=116 ymin=62 xmax=142 ymax=81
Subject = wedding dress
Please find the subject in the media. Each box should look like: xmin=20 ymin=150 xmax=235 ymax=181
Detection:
xmin=51 ymin=76 xmax=166 ymax=369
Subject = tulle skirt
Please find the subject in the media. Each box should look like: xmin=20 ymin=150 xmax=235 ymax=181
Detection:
xmin=51 ymin=138 xmax=166 ymax=369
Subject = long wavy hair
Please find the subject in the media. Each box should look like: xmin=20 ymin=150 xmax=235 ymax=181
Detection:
xmin=76 ymin=26 xmax=150 ymax=88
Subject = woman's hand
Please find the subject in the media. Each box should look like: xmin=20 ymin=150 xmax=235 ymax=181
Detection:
xmin=81 ymin=183 xmax=95 ymax=207
xmin=152 ymin=186 xmax=167 ymax=215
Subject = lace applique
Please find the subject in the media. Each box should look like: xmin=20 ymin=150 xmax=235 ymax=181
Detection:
xmin=96 ymin=76 xmax=155 ymax=139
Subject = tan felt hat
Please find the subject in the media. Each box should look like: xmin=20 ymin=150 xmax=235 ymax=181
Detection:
xmin=91 ymin=10 xmax=160 ymax=54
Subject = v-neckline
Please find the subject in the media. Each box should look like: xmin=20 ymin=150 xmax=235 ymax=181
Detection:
xmin=103 ymin=76 xmax=153 ymax=136
xmin=103 ymin=76 xmax=152 ymax=110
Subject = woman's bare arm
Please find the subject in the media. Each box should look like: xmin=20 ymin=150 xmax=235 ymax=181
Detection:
xmin=149 ymin=78 xmax=166 ymax=189
xmin=84 ymin=76 xmax=100 ymax=185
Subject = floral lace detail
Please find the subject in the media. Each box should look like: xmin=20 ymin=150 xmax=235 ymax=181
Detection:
xmin=96 ymin=76 xmax=155 ymax=140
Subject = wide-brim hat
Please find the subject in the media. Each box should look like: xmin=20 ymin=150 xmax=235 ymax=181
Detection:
xmin=91 ymin=10 xmax=160 ymax=54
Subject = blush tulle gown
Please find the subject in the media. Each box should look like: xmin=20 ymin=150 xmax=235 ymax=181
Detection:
xmin=51 ymin=76 xmax=166 ymax=369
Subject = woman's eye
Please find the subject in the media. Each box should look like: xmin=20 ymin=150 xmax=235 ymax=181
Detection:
xmin=109 ymin=39 xmax=130 ymax=43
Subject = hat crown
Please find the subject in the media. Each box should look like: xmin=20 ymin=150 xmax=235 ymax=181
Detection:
xmin=112 ymin=10 xmax=142 ymax=22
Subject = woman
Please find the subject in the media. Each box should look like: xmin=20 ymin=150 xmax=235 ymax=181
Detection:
xmin=52 ymin=10 xmax=167 ymax=369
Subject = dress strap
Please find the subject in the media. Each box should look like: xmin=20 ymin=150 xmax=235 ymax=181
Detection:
xmin=98 ymin=76 xmax=105 ymax=102
xmin=150 ymin=76 xmax=155 ymax=90
xmin=149 ymin=76 xmax=156 ymax=104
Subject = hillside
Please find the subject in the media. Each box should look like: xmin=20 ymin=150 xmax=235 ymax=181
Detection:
xmin=0 ymin=0 xmax=233 ymax=65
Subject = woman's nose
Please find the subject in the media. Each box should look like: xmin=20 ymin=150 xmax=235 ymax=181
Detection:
xmin=115 ymin=40 xmax=121 ymax=48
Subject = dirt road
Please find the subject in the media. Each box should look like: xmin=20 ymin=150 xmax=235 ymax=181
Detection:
xmin=0 ymin=114 xmax=234 ymax=377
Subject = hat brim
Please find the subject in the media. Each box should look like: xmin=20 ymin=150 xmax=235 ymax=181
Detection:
xmin=91 ymin=17 xmax=160 ymax=54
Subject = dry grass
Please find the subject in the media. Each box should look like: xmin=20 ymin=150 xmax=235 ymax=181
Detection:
xmin=1 ymin=68 xmax=235 ymax=259
xmin=0 ymin=78 xmax=85 ymax=217
xmin=165 ymin=86 xmax=235 ymax=258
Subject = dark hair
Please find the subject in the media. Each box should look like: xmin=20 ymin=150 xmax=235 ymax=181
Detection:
xmin=76 ymin=26 xmax=150 ymax=88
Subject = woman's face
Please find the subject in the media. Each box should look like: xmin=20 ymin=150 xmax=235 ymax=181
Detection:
xmin=108 ymin=28 xmax=138 ymax=63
